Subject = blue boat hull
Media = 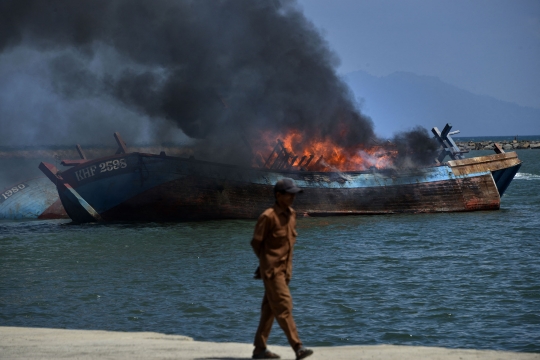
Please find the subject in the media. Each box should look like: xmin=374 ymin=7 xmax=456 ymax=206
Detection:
xmin=0 ymin=177 xmax=68 ymax=220
xmin=40 ymin=151 xmax=522 ymax=222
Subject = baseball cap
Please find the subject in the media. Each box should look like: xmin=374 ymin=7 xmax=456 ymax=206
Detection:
xmin=274 ymin=178 xmax=303 ymax=194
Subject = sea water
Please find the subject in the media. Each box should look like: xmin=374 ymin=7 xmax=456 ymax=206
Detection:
xmin=1 ymin=150 xmax=539 ymax=352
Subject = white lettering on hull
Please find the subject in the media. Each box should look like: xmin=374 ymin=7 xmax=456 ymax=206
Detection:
xmin=1 ymin=183 xmax=26 ymax=201
xmin=74 ymin=159 xmax=127 ymax=182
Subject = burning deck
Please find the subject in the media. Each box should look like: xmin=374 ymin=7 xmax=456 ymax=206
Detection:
xmin=254 ymin=138 xmax=395 ymax=172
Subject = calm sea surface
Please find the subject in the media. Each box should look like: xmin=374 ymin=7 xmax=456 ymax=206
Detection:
xmin=1 ymin=150 xmax=539 ymax=352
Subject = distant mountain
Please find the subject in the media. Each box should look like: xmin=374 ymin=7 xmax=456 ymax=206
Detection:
xmin=344 ymin=70 xmax=540 ymax=137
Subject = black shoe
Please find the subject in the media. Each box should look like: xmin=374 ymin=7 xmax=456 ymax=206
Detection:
xmin=252 ymin=349 xmax=281 ymax=359
xmin=295 ymin=347 xmax=313 ymax=360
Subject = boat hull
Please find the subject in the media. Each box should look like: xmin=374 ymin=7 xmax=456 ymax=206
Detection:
xmin=41 ymin=151 xmax=521 ymax=222
xmin=0 ymin=177 xmax=68 ymax=220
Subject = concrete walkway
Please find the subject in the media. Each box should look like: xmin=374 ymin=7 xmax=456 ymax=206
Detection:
xmin=1 ymin=326 xmax=538 ymax=360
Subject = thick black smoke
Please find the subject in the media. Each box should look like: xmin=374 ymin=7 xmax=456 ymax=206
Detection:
xmin=391 ymin=127 xmax=439 ymax=168
xmin=0 ymin=0 xmax=434 ymax=167
xmin=0 ymin=1 xmax=373 ymax=159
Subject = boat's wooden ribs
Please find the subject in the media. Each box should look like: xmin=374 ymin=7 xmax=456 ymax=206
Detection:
xmin=262 ymin=139 xmax=322 ymax=171
xmin=265 ymin=139 xmax=296 ymax=170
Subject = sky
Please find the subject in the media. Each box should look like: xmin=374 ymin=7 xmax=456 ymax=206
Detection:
xmin=1 ymin=0 xmax=538 ymax=148
xmin=296 ymin=0 xmax=540 ymax=110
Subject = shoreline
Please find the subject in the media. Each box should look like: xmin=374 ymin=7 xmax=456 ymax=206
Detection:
xmin=1 ymin=326 xmax=538 ymax=360
xmin=455 ymin=140 xmax=540 ymax=151
xmin=0 ymin=141 xmax=538 ymax=160
xmin=0 ymin=146 xmax=193 ymax=160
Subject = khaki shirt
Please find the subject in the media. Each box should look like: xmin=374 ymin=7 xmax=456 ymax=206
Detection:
xmin=251 ymin=203 xmax=298 ymax=281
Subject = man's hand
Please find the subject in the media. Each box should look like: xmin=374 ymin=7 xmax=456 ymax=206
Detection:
xmin=253 ymin=266 xmax=262 ymax=279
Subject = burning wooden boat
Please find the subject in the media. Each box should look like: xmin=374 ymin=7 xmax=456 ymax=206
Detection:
xmin=0 ymin=177 xmax=68 ymax=220
xmin=38 ymin=125 xmax=522 ymax=223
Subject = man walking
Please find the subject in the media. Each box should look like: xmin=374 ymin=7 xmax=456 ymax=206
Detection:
xmin=251 ymin=178 xmax=313 ymax=360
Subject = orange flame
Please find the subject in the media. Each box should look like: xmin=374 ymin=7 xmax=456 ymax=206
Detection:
xmin=253 ymin=129 xmax=396 ymax=171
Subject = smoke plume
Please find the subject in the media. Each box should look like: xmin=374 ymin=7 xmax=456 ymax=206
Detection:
xmin=391 ymin=127 xmax=439 ymax=169
xmin=0 ymin=0 xmax=435 ymax=167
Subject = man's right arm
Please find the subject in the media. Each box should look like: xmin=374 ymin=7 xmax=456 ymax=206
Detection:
xmin=251 ymin=213 xmax=270 ymax=259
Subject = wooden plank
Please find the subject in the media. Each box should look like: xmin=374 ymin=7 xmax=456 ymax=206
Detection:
xmin=39 ymin=162 xmax=101 ymax=222
xmin=76 ymin=144 xmax=87 ymax=160
xmin=494 ymin=143 xmax=505 ymax=154
xmin=61 ymin=159 xmax=87 ymax=167
xmin=114 ymin=132 xmax=128 ymax=154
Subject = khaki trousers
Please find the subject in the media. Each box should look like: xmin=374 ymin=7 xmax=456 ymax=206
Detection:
xmin=253 ymin=272 xmax=302 ymax=351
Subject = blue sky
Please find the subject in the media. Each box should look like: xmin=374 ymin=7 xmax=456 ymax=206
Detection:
xmin=297 ymin=0 xmax=540 ymax=110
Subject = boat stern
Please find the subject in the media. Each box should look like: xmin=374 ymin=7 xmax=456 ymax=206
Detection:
xmin=447 ymin=151 xmax=522 ymax=197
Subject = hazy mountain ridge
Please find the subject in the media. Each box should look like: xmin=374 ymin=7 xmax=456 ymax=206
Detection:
xmin=344 ymin=70 xmax=540 ymax=137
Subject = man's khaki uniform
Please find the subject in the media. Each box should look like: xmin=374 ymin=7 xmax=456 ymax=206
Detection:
xmin=251 ymin=203 xmax=302 ymax=351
